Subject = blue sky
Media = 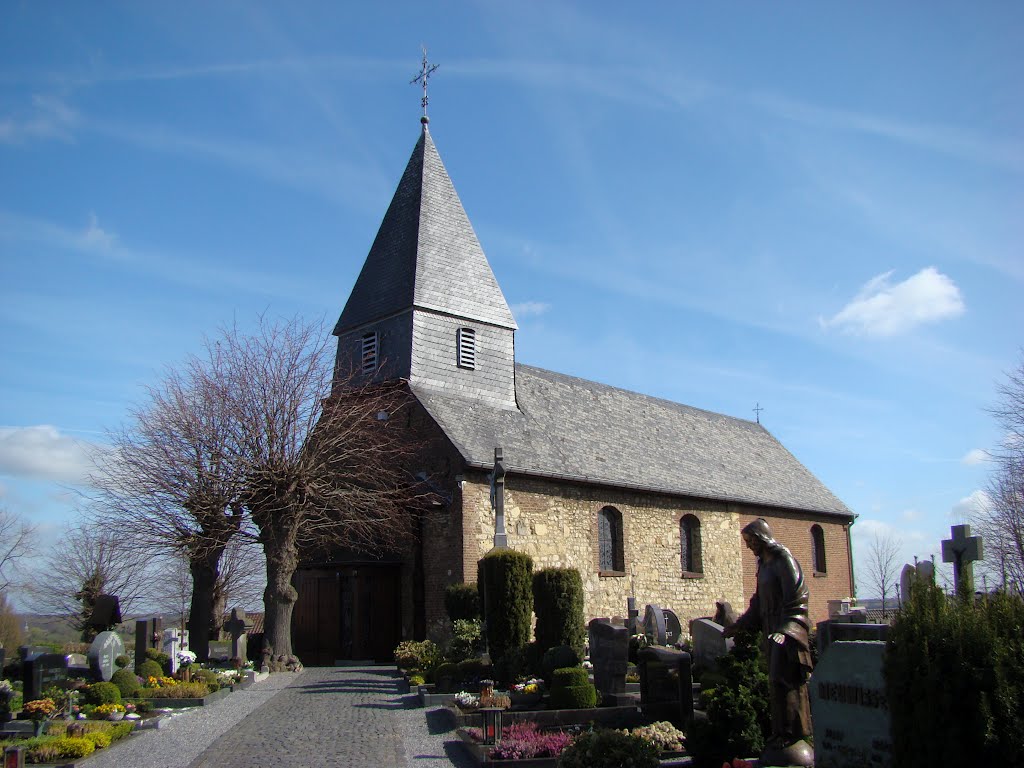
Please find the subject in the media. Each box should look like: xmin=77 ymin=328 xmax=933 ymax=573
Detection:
xmin=1 ymin=2 xmax=1021 ymax=598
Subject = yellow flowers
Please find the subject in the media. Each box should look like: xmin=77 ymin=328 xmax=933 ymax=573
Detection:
xmin=93 ymin=703 xmax=126 ymax=717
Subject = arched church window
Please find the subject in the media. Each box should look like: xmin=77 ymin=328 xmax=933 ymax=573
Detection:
xmin=360 ymin=332 xmax=378 ymax=373
xmin=811 ymin=524 xmax=827 ymax=573
xmin=457 ymin=327 xmax=476 ymax=369
xmin=598 ymin=506 xmax=624 ymax=573
xmin=680 ymin=514 xmax=703 ymax=575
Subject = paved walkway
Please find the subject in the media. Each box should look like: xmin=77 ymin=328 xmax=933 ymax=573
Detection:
xmin=83 ymin=667 xmax=474 ymax=768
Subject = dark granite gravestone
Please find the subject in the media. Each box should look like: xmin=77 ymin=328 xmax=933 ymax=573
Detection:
xmin=642 ymin=604 xmax=667 ymax=646
xmin=637 ymin=645 xmax=693 ymax=726
xmin=809 ymin=641 xmax=892 ymax=768
xmin=225 ymin=608 xmax=248 ymax=661
xmin=87 ymin=631 xmax=124 ymax=682
xmin=134 ymin=617 xmax=163 ymax=672
xmin=691 ymin=618 xmax=733 ymax=670
xmin=662 ymin=608 xmax=682 ymax=646
xmin=588 ymin=618 xmax=630 ymax=701
xmin=22 ymin=653 xmax=70 ymax=703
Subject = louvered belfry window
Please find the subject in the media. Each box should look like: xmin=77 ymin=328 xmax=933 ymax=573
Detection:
xmin=680 ymin=514 xmax=703 ymax=574
xmin=361 ymin=332 xmax=378 ymax=373
xmin=598 ymin=506 xmax=624 ymax=572
xmin=457 ymin=327 xmax=476 ymax=369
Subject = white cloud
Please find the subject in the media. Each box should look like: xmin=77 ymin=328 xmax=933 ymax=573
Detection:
xmin=0 ymin=425 xmax=100 ymax=485
xmin=0 ymin=94 xmax=78 ymax=144
xmin=950 ymin=490 xmax=989 ymax=522
xmin=961 ymin=448 xmax=987 ymax=466
xmin=511 ymin=301 xmax=551 ymax=320
xmin=901 ymin=509 xmax=921 ymax=522
xmin=850 ymin=517 xmax=899 ymax=540
xmin=822 ymin=267 xmax=965 ymax=337
xmin=80 ymin=213 xmax=117 ymax=251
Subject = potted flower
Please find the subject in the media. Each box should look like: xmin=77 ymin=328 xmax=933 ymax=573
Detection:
xmin=177 ymin=650 xmax=198 ymax=681
xmin=509 ymin=677 xmax=544 ymax=708
xmin=0 ymin=680 xmax=13 ymax=723
xmin=23 ymin=698 xmax=57 ymax=737
xmin=94 ymin=703 xmax=127 ymax=721
xmin=454 ymin=690 xmax=480 ymax=711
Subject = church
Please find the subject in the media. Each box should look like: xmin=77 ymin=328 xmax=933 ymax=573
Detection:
xmin=291 ymin=116 xmax=856 ymax=664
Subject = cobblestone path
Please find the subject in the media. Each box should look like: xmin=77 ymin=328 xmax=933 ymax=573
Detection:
xmin=188 ymin=667 xmax=409 ymax=768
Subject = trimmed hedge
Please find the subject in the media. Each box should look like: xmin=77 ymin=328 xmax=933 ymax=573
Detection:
xmin=444 ymin=583 xmax=480 ymax=621
xmin=551 ymin=666 xmax=589 ymax=688
xmin=548 ymin=683 xmax=597 ymax=709
xmin=138 ymin=659 xmax=163 ymax=680
xmin=110 ymin=668 xmax=142 ymax=699
xmin=82 ymin=682 xmax=121 ymax=706
xmin=532 ymin=567 xmax=585 ymax=660
xmin=478 ymin=549 xmax=533 ymax=680
xmin=885 ymin=582 xmax=1024 ymax=767
xmin=542 ymin=645 xmax=581 ymax=685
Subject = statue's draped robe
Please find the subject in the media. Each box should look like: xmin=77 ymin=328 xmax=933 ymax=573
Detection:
xmin=734 ymin=543 xmax=814 ymax=743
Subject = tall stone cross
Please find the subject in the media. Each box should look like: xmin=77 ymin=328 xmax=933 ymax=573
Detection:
xmin=490 ymin=446 xmax=508 ymax=549
xmin=225 ymin=608 xmax=248 ymax=661
xmin=941 ymin=524 xmax=984 ymax=597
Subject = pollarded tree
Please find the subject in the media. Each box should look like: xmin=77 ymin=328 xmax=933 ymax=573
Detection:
xmin=210 ymin=316 xmax=429 ymax=659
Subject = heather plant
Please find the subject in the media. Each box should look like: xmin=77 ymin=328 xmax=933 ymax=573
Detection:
xmin=490 ymin=721 xmax=575 ymax=760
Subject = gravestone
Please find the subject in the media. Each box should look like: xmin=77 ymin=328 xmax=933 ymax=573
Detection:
xmin=626 ymin=597 xmax=640 ymax=635
xmin=712 ymin=600 xmax=737 ymax=627
xmin=588 ymin=618 xmax=630 ymax=701
xmin=162 ymin=628 xmax=189 ymax=674
xmin=134 ymin=617 xmax=163 ymax=672
xmin=809 ymin=641 xmax=891 ymax=768
xmin=642 ymin=604 xmax=667 ymax=646
xmin=66 ymin=653 xmax=89 ymax=679
xmin=87 ymin=631 xmax=125 ymax=682
xmin=942 ymin=524 xmax=983 ymax=597
xmin=637 ymin=645 xmax=693 ymax=725
xmin=690 ymin=618 xmax=733 ymax=670
xmin=22 ymin=653 xmax=70 ymax=703
xmin=662 ymin=608 xmax=683 ymax=646
xmin=225 ymin=608 xmax=248 ymax=661
xmin=815 ymin=621 xmax=888 ymax=658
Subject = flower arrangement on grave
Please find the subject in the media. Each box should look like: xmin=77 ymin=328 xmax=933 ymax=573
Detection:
xmin=23 ymin=698 xmax=58 ymax=721
xmin=621 ymin=721 xmax=686 ymax=753
xmin=489 ymin=721 xmax=575 ymax=760
xmin=145 ymin=675 xmax=178 ymax=688
xmin=177 ymin=650 xmax=197 ymax=666
xmin=93 ymin=703 xmax=126 ymax=719
xmin=510 ymin=677 xmax=543 ymax=694
xmin=454 ymin=690 xmax=479 ymax=709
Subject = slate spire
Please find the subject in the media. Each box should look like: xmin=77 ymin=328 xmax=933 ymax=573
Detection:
xmin=334 ymin=124 xmax=517 ymax=336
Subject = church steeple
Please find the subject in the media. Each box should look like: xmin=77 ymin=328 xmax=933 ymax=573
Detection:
xmin=334 ymin=125 xmax=518 ymax=408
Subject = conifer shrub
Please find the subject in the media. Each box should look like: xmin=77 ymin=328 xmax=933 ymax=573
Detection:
xmin=550 ymin=665 xmax=589 ymax=689
xmin=444 ymin=583 xmax=481 ymax=621
xmin=110 ymin=668 xmax=142 ymax=699
xmin=532 ymin=568 xmax=586 ymax=660
xmin=885 ymin=581 xmax=1024 ymax=767
xmin=542 ymin=645 xmax=581 ymax=686
xmin=556 ymin=729 xmax=660 ymax=768
xmin=686 ymin=629 xmax=769 ymax=768
xmin=82 ymin=682 xmax=121 ymax=706
xmin=137 ymin=659 xmax=163 ymax=680
xmin=478 ymin=549 xmax=533 ymax=680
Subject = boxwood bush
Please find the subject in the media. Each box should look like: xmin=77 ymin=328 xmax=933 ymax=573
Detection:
xmin=532 ymin=567 xmax=585 ymax=660
xmin=138 ymin=659 xmax=163 ymax=680
xmin=110 ymin=668 xmax=141 ymax=699
xmin=478 ymin=549 xmax=533 ymax=681
xmin=82 ymin=682 xmax=121 ymax=706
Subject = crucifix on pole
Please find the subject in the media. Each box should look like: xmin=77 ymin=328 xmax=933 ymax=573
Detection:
xmin=490 ymin=446 xmax=508 ymax=549
xmin=941 ymin=524 xmax=984 ymax=598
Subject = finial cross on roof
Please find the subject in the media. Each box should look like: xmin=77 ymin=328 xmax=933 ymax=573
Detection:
xmin=410 ymin=46 xmax=439 ymax=119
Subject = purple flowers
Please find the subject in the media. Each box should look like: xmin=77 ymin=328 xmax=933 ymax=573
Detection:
xmin=490 ymin=721 xmax=575 ymax=760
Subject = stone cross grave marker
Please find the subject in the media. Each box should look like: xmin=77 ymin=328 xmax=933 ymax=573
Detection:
xmin=643 ymin=604 xmax=667 ymax=646
xmin=941 ymin=524 xmax=983 ymax=596
xmin=87 ymin=631 xmax=125 ymax=682
xmin=162 ymin=628 xmax=189 ymax=674
xmin=809 ymin=641 xmax=892 ymax=768
xmin=225 ymin=608 xmax=248 ymax=661
xmin=22 ymin=652 xmax=70 ymax=703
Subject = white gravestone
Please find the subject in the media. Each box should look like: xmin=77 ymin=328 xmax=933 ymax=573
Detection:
xmin=162 ymin=628 xmax=189 ymax=674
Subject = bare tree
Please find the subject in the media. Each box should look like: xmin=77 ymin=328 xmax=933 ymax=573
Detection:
xmin=93 ymin=342 xmax=247 ymax=660
xmin=861 ymin=532 xmax=903 ymax=618
xmin=0 ymin=506 xmax=36 ymax=593
xmin=971 ymin=352 xmax=1024 ymax=595
xmin=27 ymin=521 xmax=153 ymax=635
xmin=210 ymin=316 xmax=428 ymax=658
xmin=210 ymin=535 xmax=265 ymax=637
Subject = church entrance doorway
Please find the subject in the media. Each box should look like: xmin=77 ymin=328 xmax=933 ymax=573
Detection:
xmin=291 ymin=565 xmax=402 ymax=665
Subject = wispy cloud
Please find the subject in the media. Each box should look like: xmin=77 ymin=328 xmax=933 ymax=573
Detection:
xmin=951 ymin=490 xmax=989 ymax=522
xmin=821 ymin=267 xmax=965 ymax=337
xmin=0 ymin=94 xmax=78 ymax=144
xmin=0 ymin=425 xmax=101 ymax=485
xmin=961 ymin=448 xmax=988 ymax=466
xmin=511 ymin=301 xmax=551 ymax=320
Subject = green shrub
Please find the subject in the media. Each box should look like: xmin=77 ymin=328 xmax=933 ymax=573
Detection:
xmin=408 ymin=674 xmax=425 ymax=687
xmin=430 ymin=662 xmax=459 ymax=690
xmin=143 ymin=682 xmax=209 ymax=699
xmin=542 ymin=645 xmax=581 ymax=685
xmin=445 ymin=582 xmax=481 ymax=620
xmin=446 ymin=618 xmax=482 ymax=662
xmin=114 ymin=654 xmax=131 ymax=669
xmin=548 ymin=683 xmax=597 ymax=709
xmin=393 ymin=640 xmax=441 ymax=672
xmin=532 ymin=568 xmax=586 ymax=660
xmin=885 ymin=582 xmax=1024 ymax=767
xmin=108 ymin=721 xmax=135 ymax=739
xmin=144 ymin=648 xmax=171 ymax=672
xmin=138 ymin=659 xmax=163 ymax=680
xmin=49 ymin=736 xmax=96 ymax=759
xmin=478 ymin=548 xmax=533 ymax=681
xmin=110 ymin=668 xmax=142 ymax=699
xmin=192 ymin=668 xmax=221 ymax=691
xmin=551 ymin=666 xmax=588 ymax=688
xmin=82 ymin=682 xmax=121 ymax=706
xmin=455 ymin=658 xmax=491 ymax=683
xmin=85 ymin=730 xmax=113 ymax=749
xmin=556 ymin=729 xmax=659 ymax=768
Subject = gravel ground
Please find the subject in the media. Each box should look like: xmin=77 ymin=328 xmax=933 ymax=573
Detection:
xmin=77 ymin=667 xmax=474 ymax=768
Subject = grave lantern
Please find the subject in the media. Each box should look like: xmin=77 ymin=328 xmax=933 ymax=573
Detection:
xmin=479 ymin=707 xmax=503 ymax=747
xmin=4 ymin=745 xmax=25 ymax=768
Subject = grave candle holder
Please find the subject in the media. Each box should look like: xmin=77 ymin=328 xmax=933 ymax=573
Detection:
xmin=479 ymin=707 xmax=503 ymax=747
xmin=3 ymin=745 xmax=25 ymax=768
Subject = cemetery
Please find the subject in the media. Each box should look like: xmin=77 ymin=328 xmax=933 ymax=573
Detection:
xmin=0 ymin=599 xmax=267 ymax=765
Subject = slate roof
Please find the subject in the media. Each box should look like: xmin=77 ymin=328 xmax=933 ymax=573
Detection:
xmin=334 ymin=126 xmax=517 ymax=335
xmin=412 ymin=364 xmax=853 ymax=518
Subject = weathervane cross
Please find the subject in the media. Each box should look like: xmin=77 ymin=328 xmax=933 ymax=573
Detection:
xmin=410 ymin=46 xmax=439 ymax=119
